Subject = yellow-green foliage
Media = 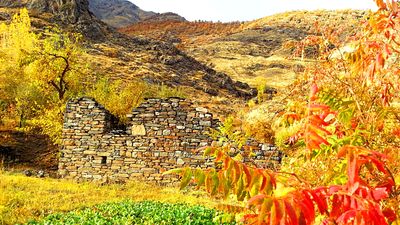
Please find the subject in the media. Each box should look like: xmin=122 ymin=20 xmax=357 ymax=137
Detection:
xmin=0 ymin=9 xmax=189 ymax=144
xmin=0 ymin=171 xmax=215 ymax=225
xmin=149 ymin=84 xmax=187 ymax=99
xmin=273 ymin=121 xmax=302 ymax=151
xmin=256 ymin=81 xmax=269 ymax=104
xmin=0 ymin=9 xmax=89 ymax=144
xmin=88 ymin=79 xmax=187 ymax=124
xmin=88 ymin=78 xmax=147 ymax=123
xmin=28 ymin=27 xmax=90 ymax=100
xmin=0 ymin=8 xmax=36 ymax=62
xmin=21 ymin=104 xmax=65 ymax=145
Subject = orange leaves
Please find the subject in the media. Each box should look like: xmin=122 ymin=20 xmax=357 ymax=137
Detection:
xmin=380 ymin=82 xmax=394 ymax=105
xmin=245 ymin=189 xmax=326 ymax=225
xmin=309 ymin=83 xmax=319 ymax=101
xmin=375 ymin=52 xmax=385 ymax=70
xmin=392 ymin=127 xmax=400 ymax=137
xmin=375 ymin=0 xmax=400 ymax=12
xmin=167 ymin=143 xmax=397 ymax=225
xmin=308 ymin=103 xmax=330 ymax=112
xmin=169 ymin=148 xmax=279 ymax=201
xmin=242 ymin=145 xmax=396 ymax=225
xmin=279 ymin=83 xmax=336 ymax=151
xmin=284 ymin=201 xmax=298 ymax=225
xmin=338 ymin=146 xmax=395 ymax=194
xmin=304 ymin=83 xmax=335 ymax=151
xmin=325 ymin=146 xmax=397 ymax=225
xmin=375 ymin=0 xmax=387 ymax=10
xmin=306 ymin=129 xmax=329 ymax=150
xmin=327 ymin=191 xmax=392 ymax=225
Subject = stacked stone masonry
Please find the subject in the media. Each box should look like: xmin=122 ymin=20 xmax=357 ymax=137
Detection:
xmin=59 ymin=97 xmax=281 ymax=185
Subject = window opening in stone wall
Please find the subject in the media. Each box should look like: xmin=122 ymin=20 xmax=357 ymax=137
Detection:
xmin=101 ymin=156 xmax=107 ymax=165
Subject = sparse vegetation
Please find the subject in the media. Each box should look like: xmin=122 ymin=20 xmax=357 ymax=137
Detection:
xmin=119 ymin=20 xmax=242 ymax=48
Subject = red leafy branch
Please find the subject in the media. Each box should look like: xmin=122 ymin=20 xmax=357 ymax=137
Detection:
xmin=304 ymin=83 xmax=336 ymax=152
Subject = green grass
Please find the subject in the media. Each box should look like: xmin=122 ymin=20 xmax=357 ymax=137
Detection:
xmin=0 ymin=171 xmax=220 ymax=225
xmin=27 ymin=201 xmax=236 ymax=225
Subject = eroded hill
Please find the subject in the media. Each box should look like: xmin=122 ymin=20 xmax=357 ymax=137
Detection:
xmin=88 ymin=0 xmax=186 ymax=28
xmin=121 ymin=10 xmax=368 ymax=88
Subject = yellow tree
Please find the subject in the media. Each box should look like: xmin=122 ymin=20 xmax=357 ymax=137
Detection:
xmin=0 ymin=8 xmax=40 ymax=127
xmin=28 ymin=27 xmax=88 ymax=100
xmin=0 ymin=9 xmax=88 ymax=143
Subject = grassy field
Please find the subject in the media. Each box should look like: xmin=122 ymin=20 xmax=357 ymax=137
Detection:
xmin=0 ymin=171 xmax=218 ymax=225
xmin=27 ymin=201 xmax=235 ymax=225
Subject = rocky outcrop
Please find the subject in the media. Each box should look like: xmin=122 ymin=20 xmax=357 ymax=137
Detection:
xmin=88 ymin=0 xmax=156 ymax=28
xmin=87 ymin=0 xmax=186 ymax=28
xmin=0 ymin=0 xmax=109 ymax=40
xmin=1 ymin=0 xmax=93 ymax=23
xmin=140 ymin=40 xmax=257 ymax=98
xmin=142 ymin=12 xmax=186 ymax=23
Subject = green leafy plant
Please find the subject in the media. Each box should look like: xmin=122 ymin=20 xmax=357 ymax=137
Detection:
xmin=27 ymin=201 xmax=236 ymax=225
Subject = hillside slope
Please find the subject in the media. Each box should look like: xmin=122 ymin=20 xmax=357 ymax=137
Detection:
xmin=121 ymin=10 xmax=367 ymax=88
xmin=88 ymin=0 xmax=156 ymax=28
xmin=0 ymin=0 xmax=255 ymax=100
xmin=87 ymin=0 xmax=186 ymax=28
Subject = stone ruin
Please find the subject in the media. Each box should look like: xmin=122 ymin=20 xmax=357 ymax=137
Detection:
xmin=59 ymin=97 xmax=281 ymax=184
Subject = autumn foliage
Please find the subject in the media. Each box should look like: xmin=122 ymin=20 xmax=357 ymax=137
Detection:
xmin=119 ymin=20 xmax=242 ymax=48
xmin=170 ymin=1 xmax=400 ymax=224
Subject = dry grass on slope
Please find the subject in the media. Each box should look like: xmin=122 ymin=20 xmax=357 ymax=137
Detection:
xmin=119 ymin=20 xmax=242 ymax=48
xmin=244 ymin=10 xmax=367 ymax=35
xmin=198 ymin=53 xmax=301 ymax=89
xmin=189 ymin=10 xmax=369 ymax=90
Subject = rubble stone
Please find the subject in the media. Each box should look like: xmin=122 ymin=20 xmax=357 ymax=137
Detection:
xmin=59 ymin=97 xmax=281 ymax=185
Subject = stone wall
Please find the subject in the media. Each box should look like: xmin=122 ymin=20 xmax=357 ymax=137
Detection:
xmin=59 ymin=97 xmax=280 ymax=184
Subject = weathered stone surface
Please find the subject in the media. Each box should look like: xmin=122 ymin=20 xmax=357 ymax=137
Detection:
xmin=59 ymin=97 xmax=281 ymax=184
xmin=131 ymin=124 xmax=146 ymax=136
xmin=176 ymin=158 xmax=185 ymax=165
xmin=195 ymin=107 xmax=208 ymax=113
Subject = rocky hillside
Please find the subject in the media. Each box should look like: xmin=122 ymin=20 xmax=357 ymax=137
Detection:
xmin=87 ymin=0 xmax=186 ymax=28
xmin=88 ymin=0 xmax=154 ymax=28
xmin=191 ymin=10 xmax=367 ymax=87
xmin=141 ymin=12 xmax=186 ymax=23
xmin=0 ymin=0 xmax=110 ymax=40
xmin=119 ymin=20 xmax=242 ymax=47
xmin=121 ymin=10 xmax=367 ymax=88
xmin=0 ymin=0 xmax=256 ymax=106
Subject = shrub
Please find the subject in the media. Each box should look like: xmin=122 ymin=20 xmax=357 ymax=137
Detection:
xmin=170 ymin=1 xmax=400 ymax=224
